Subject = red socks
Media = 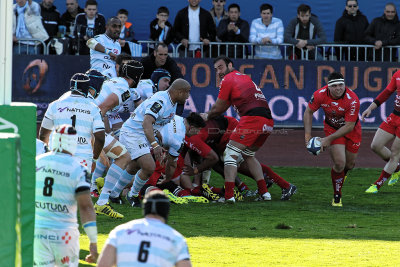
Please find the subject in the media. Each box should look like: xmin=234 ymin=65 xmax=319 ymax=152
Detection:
xmin=224 ymin=182 xmax=235 ymax=199
xmin=375 ymin=170 xmax=391 ymax=189
xmin=331 ymin=169 xmax=345 ymax=196
xmin=256 ymin=179 xmax=268 ymax=195
xmin=261 ymin=164 xmax=290 ymax=189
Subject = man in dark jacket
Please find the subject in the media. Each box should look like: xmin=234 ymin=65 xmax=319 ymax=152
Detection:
xmin=40 ymin=0 xmax=60 ymax=39
xmin=173 ymin=0 xmax=216 ymax=57
xmin=217 ymin=3 xmax=249 ymax=58
xmin=60 ymin=0 xmax=84 ymax=35
xmin=74 ymin=0 xmax=105 ymax=55
xmin=334 ymin=0 xmax=369 ymax=61
xmin=284 ymin=4 xmax=326 ymax=60
xmin=364 ymin=3 xmax=400 ymax=61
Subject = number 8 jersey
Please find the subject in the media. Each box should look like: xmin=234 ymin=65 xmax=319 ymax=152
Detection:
xmin=41 ymin=94 xmax=105 ymax=163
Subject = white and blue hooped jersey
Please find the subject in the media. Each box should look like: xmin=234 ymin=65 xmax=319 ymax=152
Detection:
xmin=159 ymin=115 xmax=185 ymax=157
xmin=95 ymin=77 xmax=134 ymax=114
xmin=136 ymin=79 xmax=156 ymax=101
xmin=105 ymin=218 xmax=190 ymax=267
xmin=42 ymin=94 xmax=104 ymax=161
xmin=116 ymin=87 xmax=142 ymax=114
xmin=35 ymin=152 xmax=90 ymax=229
xmin=122 ymin=90 xmax=177 ymax=132
xmin=89 ymin=34 xmax=121 ymax=78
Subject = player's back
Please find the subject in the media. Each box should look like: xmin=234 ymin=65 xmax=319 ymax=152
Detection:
xmin=136 ymin=79 xmax=156 ymax=101
xmin=109 ymin=218 xmax=189 ymax=267
xmin=159 ymin=115 xmax=185 ymax=157
xmin=35 ymin=152 xmax=89 ymax=229
xmin=45 ymin=94 xmax=103 ymax=160
xmin=95 ymin=77 xmax=131 ymax=113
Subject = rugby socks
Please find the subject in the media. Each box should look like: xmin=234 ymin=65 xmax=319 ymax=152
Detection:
xmin=331 ymin=169 xmax=345 ymax=195
xmin=110 ymin=170 xmax=134 ymax=198
xmin=375 ymin=170 xmax=391 ymax=189
xmin=128 ymin=171 xmax=148 ymax=197
xmin=177 ymin=189 xmax=191 ymax=197
xmin=224 ymin=182 xmax=235 ymax=200
xmin=261 ymin=164 xmax=290 ymax=189
xmin=190 ymin=186 xmax=202 ymax=196
xmin=256 ymin=179 xmax=268 ymax=195
xmin=91 ymin=160 xmax=106 ymax=187
xmin=237 ymin=182 xmax=249 ymax=192
xmin=97 ymin=164 xmax=123 ymax=206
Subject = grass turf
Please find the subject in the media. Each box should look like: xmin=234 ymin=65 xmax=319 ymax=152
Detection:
xmin=78 ymin=166 xmax=400 ymax=266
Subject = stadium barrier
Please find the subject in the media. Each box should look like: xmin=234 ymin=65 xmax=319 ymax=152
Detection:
xmin=14 ymin=38 xmax=48 ymax=55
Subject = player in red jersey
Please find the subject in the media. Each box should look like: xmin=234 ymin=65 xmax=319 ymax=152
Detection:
xmin=204 ymin=56 xmax=276 ymax=203
xmin=362 ymin=69 xmax=400 ymax=193
xmin=184 ymin=115 xmax=297 ymax=200
xmin=304 ymin=72 xmax=361 ymax=207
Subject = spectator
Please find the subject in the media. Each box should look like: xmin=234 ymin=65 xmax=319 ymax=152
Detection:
xmin=249 ymin=3 xmax=284 ymax=59
xmin=141 ymin=43 xmax=183 ymax=82
xmin=364 ymin=3 xmax=400 ymax=62
xmin=334 ymin=0 xmax=369 ymax=61
xmin=284 ymin=4 xmax=326 ymax=60
xmin=149 ymin=6 xmax=174 ymax=54
xmin=209 ymin=0 xmax=228 ymax=28
xmin=60 ymin=0 xmax=84 ymax=36
xmin=40 ymin=0 xmax=60 ymax=39
xmin=117 ymin=8 xmax=135 ymax=55
xmin=217 ymin=3 xmax=249 ymax=59
xmin=74 ymin=0 xmax=106 ymax=55
xmin=13 ymin=0 xmax=42 ymax=55
xmin=173 ymin=0 xmax=216 ymax=57
xmin=97 ymin=190 xmax=192 ymax=267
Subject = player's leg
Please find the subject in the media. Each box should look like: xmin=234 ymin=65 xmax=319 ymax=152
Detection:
xmin=329 ymin=143 xmax=346 ymax=206
xmin=376 ymin=135 xmax=400 ymax=189
xmin=127 ymin=153 xmax=156 ymax=202
xmin=34 ymin=228 xmax=56 ymax=267
xmin=370 ymin=128 xmax=395 ymax=161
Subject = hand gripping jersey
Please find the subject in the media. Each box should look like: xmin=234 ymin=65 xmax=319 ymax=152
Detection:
xmin=42 ymin=94 xmax=104 ymax=161
xmin=158 ymin=115 xmax=186 ymax=157
xmin=89 ymin=34 xmax=121 ymax=78
xmin=122 ymin=90 xmax=177 ymax=132
xmin=105 ymin=218 xmax=190 ymax=267
xmin=218 ymin=70 xmax=271 ymax=118
xmin=35 ymin=152 xmax=90 ymax=229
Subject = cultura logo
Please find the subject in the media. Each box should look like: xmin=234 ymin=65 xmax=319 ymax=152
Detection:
xmin=61 ymin=232 xmax=72 ymax=244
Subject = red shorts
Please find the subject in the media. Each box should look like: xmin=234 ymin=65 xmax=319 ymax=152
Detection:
xmin=379 ymin=113 xmax=400 ymax=138
xmin=230 ymin=116 xmax=274 ymax=148
xmin=323 ymin=123 xmax=362 ymax=153
xmin=146 ymin=155 xmax=185 ymax=186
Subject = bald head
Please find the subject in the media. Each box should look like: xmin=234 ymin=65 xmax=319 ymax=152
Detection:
xmin=169 ymin=79 xmax=191 ymax=104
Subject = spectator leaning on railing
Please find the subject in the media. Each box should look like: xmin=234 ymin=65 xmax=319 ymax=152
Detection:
xmin=364 ymin=2 xmax=400 ymax=62
xmin=334 ymin=0 xmax=369 ymax=61
xmin=249 ymin=3 xmax=284 ymax=59
xmin=284 ymin=4 xmax=326 ymax=60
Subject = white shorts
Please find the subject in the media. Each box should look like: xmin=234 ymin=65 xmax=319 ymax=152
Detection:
xmin=34 ymin=228 xmax=80 ymax=267
xmin=107 ymin=113 xmax=123 ymax=126
xmin=119 ymin=130 xmax=150 ymax=160
xmin=104 ymin=132 xmax=115 ymax=147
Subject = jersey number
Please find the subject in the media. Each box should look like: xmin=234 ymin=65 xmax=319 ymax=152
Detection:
xmin=70 ymin=115 xmax=76 ymax=127
xmin=138 ymin=241 xmax=151 ymax=262
xmin=43 ymin=177 xmax=54 ymax=197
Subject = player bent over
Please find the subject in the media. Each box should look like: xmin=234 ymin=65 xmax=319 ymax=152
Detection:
xmin=361 ymin=69 xmax=400 ymax=193
xmin=303 ymin=72 xmax=361 ymax=207
xmin=205 ymin=56 xmax=273 ymax=203
xmin=97 ymin=190 xmax=192 ymax=267
xmin=35 ymin=125 xmax=97 ymax=266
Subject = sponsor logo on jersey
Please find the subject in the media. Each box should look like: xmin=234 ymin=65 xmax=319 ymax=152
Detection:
xmin=58 ymin=107 xmax=91 ymax=114
xmin=139 ymin=143 xmax=148 ymax=149
xmin=150 ymin=102 xmax=162 ymax=114
xmin=77 ymin=136 xmax=88 ymax=145
xmin=36 ymin=166 xmax=70 ymax=177
xmin=36 ymin=201 xmax=70 ymax=213
xmin=126 ymin=229 xmax=172 ymax=242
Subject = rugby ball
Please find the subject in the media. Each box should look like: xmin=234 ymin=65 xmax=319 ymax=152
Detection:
xmin=307 ymin=137 xmax=321 ymax=156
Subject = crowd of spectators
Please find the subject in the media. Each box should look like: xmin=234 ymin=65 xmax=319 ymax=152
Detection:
xmin=12 ymin=0 xmax=400 ymax=61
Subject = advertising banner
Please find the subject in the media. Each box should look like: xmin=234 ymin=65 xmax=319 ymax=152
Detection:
xmin=13 ymin=55 xmax=399 ymax=127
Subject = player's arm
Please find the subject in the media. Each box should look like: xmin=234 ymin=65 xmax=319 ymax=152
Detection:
xmin=206 ymin=98 xmax=230 ymax=120
xmin=86 ymin=38 xmax=117 ymax=61
xmin=39 ymin=110 xmax=54 ymax=144
xmin=38 ymin=127 xmax=52 ymax=144
xmin=143 ymin=114 xmax=164 ymax=161
xmin=176 ymin=259 xmax=192 ymax=267
xmin=97 ymin=244 xmax=116 ymax=267
xmin=164 ymin=154 xmax=178 ymax=183
xmin=361 ymin=102 xmax=378 ymax=121
xmin=303 ymin=106 xmax=315 ymax=146
xmin=93 ymin=130 xmax=105 ymax=160
xmin=184 ymin=136 xmax=219 ymax=176
xmin=77 ymin=191 xmax=98 ymax=263
xmin=320 ymin=121 xmax=356 ymax=152
xmin=98 ymin=94 xmax=119 ymax=133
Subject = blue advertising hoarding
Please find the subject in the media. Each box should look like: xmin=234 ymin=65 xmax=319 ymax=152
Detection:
xmin=12 ymin=55 xmax=398 ymax=128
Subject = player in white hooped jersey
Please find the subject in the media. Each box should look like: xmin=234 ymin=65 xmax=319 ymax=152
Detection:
xmin=136 ymin=68 xmax=172 ymax=101
xmin=120 ymin=79 xmax=191 ymax=208
xmin=97 ymin=190 xmax=192 ymax=267
xmin=39 ymin=73 xmax=105 ymax=173
xmin=35 ymin=125 xmax=98 ymax=266
xmin=92 ymin=60 xmax=144 ymax=219
xmin=87 ymin=17 xmax=122 ymax=78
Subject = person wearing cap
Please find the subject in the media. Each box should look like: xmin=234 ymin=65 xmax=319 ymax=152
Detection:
xmin=97 ymin=190 xmax=192 ymax=267
xmin=361 ymin=69 xmax=400 ymax=193
xmin=303 ymin=72 xmax=361 ymax=207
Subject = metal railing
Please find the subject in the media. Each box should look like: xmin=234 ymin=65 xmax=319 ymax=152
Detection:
xmin=137 ymin=40 xmax=176 ymax=57
xmin=14 ymin=38 xmax=48 ymax=55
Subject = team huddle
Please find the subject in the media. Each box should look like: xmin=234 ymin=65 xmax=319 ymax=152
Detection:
xmin=34 ymin=16 xmax=400 ymax=267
